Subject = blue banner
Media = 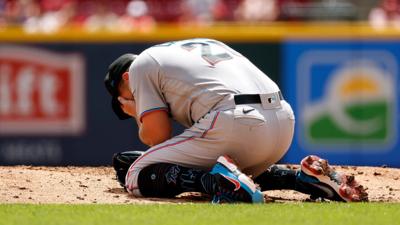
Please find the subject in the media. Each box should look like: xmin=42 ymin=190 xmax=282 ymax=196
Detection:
xmin=282 ymin=40 xmax=400 ymax=167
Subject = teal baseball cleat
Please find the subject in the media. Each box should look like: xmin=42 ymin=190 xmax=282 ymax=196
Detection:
xmin=210 ymin=155 xmax=265 ymax=204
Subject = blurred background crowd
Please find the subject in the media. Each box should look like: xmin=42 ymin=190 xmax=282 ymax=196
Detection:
xmin=0 ymin=0 xmax=399 ymax=33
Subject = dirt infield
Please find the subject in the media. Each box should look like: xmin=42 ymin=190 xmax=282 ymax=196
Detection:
xmin=1 ymin=165 xmax=399 ymax=204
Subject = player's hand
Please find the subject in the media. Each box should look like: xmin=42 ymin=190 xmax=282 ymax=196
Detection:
xmin=118 ymin=96 xmax=137 ymax=118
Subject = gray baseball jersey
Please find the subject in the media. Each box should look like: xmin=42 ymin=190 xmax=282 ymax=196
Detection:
xmin=124 ymin=39 xmax=295 ymax=196
xmin=128 ymin=38 xmax=280 ymax=127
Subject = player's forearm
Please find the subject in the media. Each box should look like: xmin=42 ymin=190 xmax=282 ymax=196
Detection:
xmin=138 ymin=129 xmax=153 ymax=147
xmin=136 ymin=110 xmax=173 ymax=147
xmin=138 ymin=129 xmax=155 ymax=147
xmin=134 ymin=117 xmax=150 ymax=145
xmin=138 ymin=129 xmax=171 ymax=147
xmin=138 ymin=124 xmax=172 ymax=147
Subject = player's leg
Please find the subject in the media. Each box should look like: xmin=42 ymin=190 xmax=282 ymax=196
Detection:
xmin=254 ymin=156 xmax=369 ymax=202
xmin=136 ymin=162 xmax=214 ymax=198
xmin=113 ymin=151 xmax=264 ymax=202
xmin=296 ymin=155 xmax=368 ymax=202
xmin=252 ymin=164 xmax=297 ymax=190
xmin=112 ymin=150 xmax=220 ymax=198
xmin=254 ymin=163 xmax=355 ymax=201
xmin=231 ymin=100 xmax=295 ymax=177
xmin=233 ymin=99 xmax=359 ymax=200
xmin=231 ymin=100 xmax=298 ymax=192
xmin=137 ymin=155 xmax=264 ymax=203
xmin=123 ymin=110 xmax=264 ymax=203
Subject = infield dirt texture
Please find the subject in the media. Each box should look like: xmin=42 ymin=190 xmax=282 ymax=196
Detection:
xmin=1 ymin=165 xmax=399 ymax=203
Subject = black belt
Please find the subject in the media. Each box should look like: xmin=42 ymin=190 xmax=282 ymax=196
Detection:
xmin=234 ymin=91 xmax=284 ymax=105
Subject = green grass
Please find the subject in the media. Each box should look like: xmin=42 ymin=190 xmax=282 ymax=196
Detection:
xmin=1 ymin=203 xmax=399 ymax=225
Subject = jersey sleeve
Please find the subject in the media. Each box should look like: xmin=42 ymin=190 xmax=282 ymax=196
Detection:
xmin=129 ymin=52 xmax=168 ymax=122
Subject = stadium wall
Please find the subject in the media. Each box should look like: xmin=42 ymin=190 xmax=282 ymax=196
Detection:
xmin=0 ymin=23 xmax=399 ymax=166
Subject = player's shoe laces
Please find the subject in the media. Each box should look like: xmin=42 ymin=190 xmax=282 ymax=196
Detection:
xmin=210 ymin=155 xmax=265 ymax=204
xmin=297 ymin=155 xmax=368 ymax=202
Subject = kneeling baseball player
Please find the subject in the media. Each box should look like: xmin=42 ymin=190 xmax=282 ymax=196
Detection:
xmin=104 ymin=38 xmax=368 ymax=203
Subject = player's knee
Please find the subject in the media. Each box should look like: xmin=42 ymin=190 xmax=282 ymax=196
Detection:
xmin=137 ymin=163 xmax=183 ymax=198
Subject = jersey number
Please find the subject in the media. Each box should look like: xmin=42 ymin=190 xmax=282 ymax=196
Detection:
xmin=181 ymin=41 xmax=236 ymax=66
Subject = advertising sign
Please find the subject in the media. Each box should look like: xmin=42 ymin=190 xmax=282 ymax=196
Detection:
xmin=283 ymin=41 xmax=400 ymax=166
xmin=0 ymin=46 xmax=85 ymax=135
